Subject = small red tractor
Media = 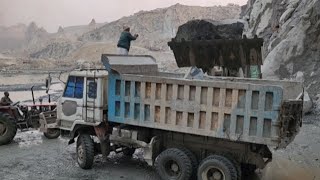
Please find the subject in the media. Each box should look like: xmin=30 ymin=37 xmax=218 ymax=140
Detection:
xmin=0 ymin=86 xmax=60 ymax=146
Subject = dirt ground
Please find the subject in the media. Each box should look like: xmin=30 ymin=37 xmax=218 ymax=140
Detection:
xmin=0 ymin=131 xmax=161 ymax=180
xmin=0 ymin=118 xmax=319 ymax=180
xmin=0 ymin=73 xmax=320 ymax=180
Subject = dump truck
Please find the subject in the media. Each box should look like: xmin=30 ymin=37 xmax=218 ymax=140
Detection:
xmin=40 ymin=54 xmax=303 ymax=180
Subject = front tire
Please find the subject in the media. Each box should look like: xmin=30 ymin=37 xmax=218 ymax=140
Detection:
xmin=155 ymin=148 xmax=192 ymax=180
xmin=197 ymin=155 xmax=238 ymax=180
xmin=76 ymin=134 xmax=95 ymax=169
xmin=0 ymin=112 xmax=17 ymax=145
xmin=43 ymin=128 xmax=60 ymax=139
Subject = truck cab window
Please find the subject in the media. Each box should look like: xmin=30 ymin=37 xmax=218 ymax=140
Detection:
xmin=88 ymin=81 xmax=97 ymax=99
xmin=63 ymin=76 xmax=84 ymax=98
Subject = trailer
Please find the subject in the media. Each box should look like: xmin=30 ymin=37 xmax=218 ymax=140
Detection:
xmin=40 ymin=54 xmax=303 ymax=180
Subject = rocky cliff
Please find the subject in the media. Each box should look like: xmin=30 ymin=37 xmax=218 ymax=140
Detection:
xmin=242 ymin=0 xmax=320 ymax=97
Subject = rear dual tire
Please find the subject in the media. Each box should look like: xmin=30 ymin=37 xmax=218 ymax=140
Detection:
xmin=197 ymin=155 xmax=238 ymax=180
xmin=155 ymin=148 xmax=193 ymax=180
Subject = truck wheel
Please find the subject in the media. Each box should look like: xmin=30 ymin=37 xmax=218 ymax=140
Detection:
xmin=197 ymin=155 xmax=238 ymax=180
xmin=0 ymin=112 xmax=17 ymax=145
xmin=123 ymin=147 xmax=135 ymax=157
xmin=155 ymin=148 xmax=192 ymax=180
xmin=43 ymin=128 xmax=60 ymax=139
xmin=220 ymin=153 xmax=241 ymax=180
xmin=76 ymin=134 xmax=94 ymax=169
xmin=179 ymin=147 xmax=198 ymax=177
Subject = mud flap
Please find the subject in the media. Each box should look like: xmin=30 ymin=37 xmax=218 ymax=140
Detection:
xmin=94 ymin=123 xmax=110 ymax=158
xmin=143 ymin=136 xmax=160 ymax=166
xmin=278 ymin=100 xmax=303 ymax=148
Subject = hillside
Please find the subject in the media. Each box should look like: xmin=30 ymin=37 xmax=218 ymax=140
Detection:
xmin=20 ymin=3 xmax=240 ymax=62
xmin=0 ymin=3 xmax=241 ymax=70
xmin=80 ymin=3 xmax=241 ymax=51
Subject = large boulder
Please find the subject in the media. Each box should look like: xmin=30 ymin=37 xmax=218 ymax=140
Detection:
xmin=173 ymin=19 xmax=245 ymax=41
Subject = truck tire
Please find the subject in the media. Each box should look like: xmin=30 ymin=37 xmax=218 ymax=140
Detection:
xmin=197 ymin=155 xmax=238 ymax=180
xmin=154 ymin=148 xmax=192 ymax=180
xmin=0 ymin=112 xmax=17 ymax=145
xmin=220 ymin=153 xmax=242 ymax=180
xmin=76 ymin=134 xmax=95 ymax=169
xmin=43 ymin=128 xmax=60 ymax=139
xmin=179 ymin=147 xmax=198 ymax=177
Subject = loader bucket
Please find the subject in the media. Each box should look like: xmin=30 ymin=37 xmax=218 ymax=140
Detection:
xmin=168 ymin=19 xmax=264 ymax=78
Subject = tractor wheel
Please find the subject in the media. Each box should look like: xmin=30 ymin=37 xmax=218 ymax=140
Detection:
xmin=155 ymin=148 xmax=193 ymax=180
xmin=76 ymin=134 xmax=95 ymax=169
xmin=0 ymin=112 xmax=17 ymax=145
xmin=43 ymin=128 xmax=60 ymax=139
xmin=197 ymin=155 xmax=238 ymax=180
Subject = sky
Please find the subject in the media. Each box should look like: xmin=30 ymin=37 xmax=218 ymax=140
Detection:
xmin=0 ymin=0 xmax=247 ymax=32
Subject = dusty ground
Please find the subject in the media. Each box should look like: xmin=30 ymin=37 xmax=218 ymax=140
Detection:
xmin=0 ymin=117 xmax=319 ymax=180
xmin=0 ymin=131 xmax=161 ymax=180
xmin=0 ymin=72 xmax=320 ymax=180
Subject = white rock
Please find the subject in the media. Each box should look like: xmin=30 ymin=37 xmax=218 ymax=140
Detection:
xmin=302 ymin=91 xmax=313 ymax=114
xmin=315 ymin=94 xmax=320 ymax=114
xmin=295 ymin=71 xmax=304 ymax=82
xmin=310 ymin=72 xmax=315 ymax=77
xmin=279 ymin=7 xmax=295 ymax=24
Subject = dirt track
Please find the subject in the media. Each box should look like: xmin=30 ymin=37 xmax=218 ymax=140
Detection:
xmin=0 ymin=131 xmax=161 ymax=180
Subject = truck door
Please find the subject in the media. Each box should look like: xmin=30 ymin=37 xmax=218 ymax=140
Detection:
xmin=59 ymin=76 xmax=84 ymax=125
xmin=83 ymin=77 xmax=102 ymax=123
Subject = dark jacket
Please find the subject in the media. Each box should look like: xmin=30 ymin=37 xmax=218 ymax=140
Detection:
xmin=0 ymin=96 xmax=12 ymax=106
xmin=117 ymin=31 xmax=137 ymax=51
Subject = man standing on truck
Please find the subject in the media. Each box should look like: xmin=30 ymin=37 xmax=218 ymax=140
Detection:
xmin=0 ymin=92 xmax=13 ymax=106
xmin=117 ymin=26 xmax=138 ymax=55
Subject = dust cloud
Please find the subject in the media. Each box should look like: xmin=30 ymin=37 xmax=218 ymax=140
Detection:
xmin=261 ymin=155 xmax=319 ymax=180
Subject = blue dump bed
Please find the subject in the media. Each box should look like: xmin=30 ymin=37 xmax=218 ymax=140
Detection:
xmin=102 ymin=54 xmax=303 ymax=148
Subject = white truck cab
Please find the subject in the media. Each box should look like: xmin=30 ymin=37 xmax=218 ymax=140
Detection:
xmin=56 ymin=69 xmax=108 ymax=131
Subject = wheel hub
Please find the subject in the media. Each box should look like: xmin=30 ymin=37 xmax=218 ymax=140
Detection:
xmin=0 ymin=122 xmax=6 ymax=136
xmin=202 ymin=166 xmax=225 ymax=180
xmin=165 ymin=160 xmax=181 ymax=177
xmin=77 ymin=145 xmax=84 ymax=162
xmin=212 ymin=171 xmax=222 ymax=180
xmin=47 ymin=129 xmax=55 ymax=135
xmin=171 ymin=163 xmax=179 ymax=172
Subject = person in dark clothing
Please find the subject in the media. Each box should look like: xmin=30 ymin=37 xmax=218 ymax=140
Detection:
xmin=0 ymin=92 xmax=12 ymax=106
xmin=117 ymin=26 xmax=138 ymax=55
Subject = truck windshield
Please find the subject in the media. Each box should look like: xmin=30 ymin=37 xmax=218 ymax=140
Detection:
xmin=63 ymin=76 xmax=84 ymax=99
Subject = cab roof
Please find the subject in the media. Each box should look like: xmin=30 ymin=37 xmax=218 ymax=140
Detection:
xmin=69 ymin=69 xmax=108 ymax=77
